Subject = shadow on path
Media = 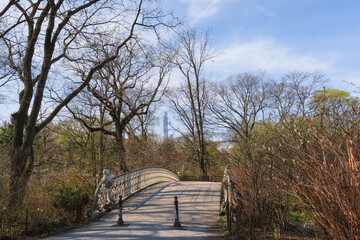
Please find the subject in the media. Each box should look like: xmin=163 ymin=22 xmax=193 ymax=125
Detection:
xmin=48 ymin=182 xmax=223 ymax=240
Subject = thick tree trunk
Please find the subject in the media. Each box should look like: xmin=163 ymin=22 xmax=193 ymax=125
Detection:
xmin=200 ymin=151 xmax=207 ymax=177
xmin=198 ymin=150 xmax=207 ymax=177
xmin=116 ymin=136 xmax=128 ymax=173
xmin=9 ymin=145 xmax=34 ymax=207
xmin=98 ymin=131 xmax=105 ymax=174
xmin=98 ymin=107 xmax=105 ymax=176
xmin=9 ymin=170 xmax=27 ymax=207
xmin=197 ymin=128 xmax=207 ymax=177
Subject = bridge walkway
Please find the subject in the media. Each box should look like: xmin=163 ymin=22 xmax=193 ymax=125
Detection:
xmin=49 ymin=181 xmax=224 ymax=240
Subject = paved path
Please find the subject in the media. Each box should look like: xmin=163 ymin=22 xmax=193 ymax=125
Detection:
xmin=49 ymin=182 xmax=224 ymax=240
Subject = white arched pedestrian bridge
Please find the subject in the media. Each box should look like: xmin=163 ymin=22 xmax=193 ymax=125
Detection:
xmin=48 ymin=167 xmax=225 ymax=240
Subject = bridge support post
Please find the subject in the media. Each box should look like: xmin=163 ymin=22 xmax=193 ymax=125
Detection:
xmin=117 ymin=196 xmax=124 ymax=226
xmin=227 ymin=175 xmax=232 ymax=232
xmin=173 ymin=196 xmax=181 ymax=227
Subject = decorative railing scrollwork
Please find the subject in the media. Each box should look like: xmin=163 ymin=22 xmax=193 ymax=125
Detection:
xmin=88 ymin=167 xmax=179 ymax=217
xmin=220 ymin=164 xmax=239 ymax=232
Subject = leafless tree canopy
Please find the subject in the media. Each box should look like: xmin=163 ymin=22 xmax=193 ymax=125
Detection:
xmin=68 ymin=40 xmax=172 ymax=172
xmin=1 ymin=2 xmax=359 ymax=239
xmin=0 ymin=0 xmax=176 ymax=207
xmin=168 ymin=28 xmax=216 ymax=176
xmin=210 ymin=72 xmax=269 ymax=141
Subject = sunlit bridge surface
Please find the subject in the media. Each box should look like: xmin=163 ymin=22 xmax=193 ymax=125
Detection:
xmin=48 ymin=182 xmax=223 ymax=240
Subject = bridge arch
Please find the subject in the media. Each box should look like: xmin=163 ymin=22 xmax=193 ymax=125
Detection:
xmin=88 ymin=167 xmax=179 ymax=217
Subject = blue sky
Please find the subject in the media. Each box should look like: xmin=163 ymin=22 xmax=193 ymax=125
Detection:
xmin=163 ymin=0 xmax=360 ymax=93
xmin=0 ymin=1 xmax=359 ymax=122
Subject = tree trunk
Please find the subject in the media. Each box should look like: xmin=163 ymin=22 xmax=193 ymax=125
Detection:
xmin=91 ymin=132 xmax=97 ymax=187
xmin=200 ymin=153 xmax=207 ymax=177
xmin=9 ymin=144 xmax=34 ymax=207
xmin=98 ymin=106 xmax=105 ymax=179
xmin=98 ymin=131 xmax=104 ymax=175
xmin=117 ymin=136 xmax=128 ymax=173
xmin=198 ymin=129 xmax=207 ymax=176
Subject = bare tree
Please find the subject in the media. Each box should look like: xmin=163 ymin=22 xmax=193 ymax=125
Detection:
xmin=269 ymin=77 xmax=360 ymax=238
xmin=126 ymin=103 xmax=158 ymax=141
xmin=210 ymin=72 xmax=269 ymax=143
xmin=169 ymin=28 xmax=216 ymax=176
xmin=210 ymin=72 xmax=273 ymax=232
xmin=0 ymin=0 xmax=174 ymax=207
xmin=68 ymin=41 xmax=171 ymax=172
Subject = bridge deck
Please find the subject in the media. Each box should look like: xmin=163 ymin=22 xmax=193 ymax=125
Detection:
xmin=49 ymin=181 xmax=224 ymax=240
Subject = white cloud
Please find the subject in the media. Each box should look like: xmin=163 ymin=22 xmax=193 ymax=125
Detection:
xmin=207 ymin=37 xmax=360 ymax=95
xmin=178 ymin=1 xmax=276 ymax=25
xmin=179 ymin=0 xmax=227 ymax=23
xmin=328 ymin=72 xmax=360 ymax=95
xmin=211 ymin=37 xmax=336 ymax=76
xmin=254 ymin=4 xmax=276 ymax=17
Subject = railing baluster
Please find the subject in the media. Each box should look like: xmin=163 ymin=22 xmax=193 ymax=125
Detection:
xmin=221 ymin=165 xmax=236 ymax=233
xmin=88 ymin=167 xmax=179 ymax=217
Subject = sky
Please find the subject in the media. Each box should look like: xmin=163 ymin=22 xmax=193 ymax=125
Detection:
xmin=1 ymin=0 xmax=360 ymax=122
xmin=162 ymin=0 xmax=360 ymax=93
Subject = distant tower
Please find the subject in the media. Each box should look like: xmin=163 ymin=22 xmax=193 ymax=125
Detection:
xmin=163 ymin=111 xmax=168 ymax=139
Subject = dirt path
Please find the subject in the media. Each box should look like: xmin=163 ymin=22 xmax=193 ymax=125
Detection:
xmin=48 ymin=181 xmax=224 ymax=240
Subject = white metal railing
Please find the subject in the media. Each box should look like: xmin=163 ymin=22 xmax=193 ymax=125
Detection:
xmin=220 ymin=164 xmax=237 ymax=232
xmin=87 ymin=167 xmax=179 ymax=217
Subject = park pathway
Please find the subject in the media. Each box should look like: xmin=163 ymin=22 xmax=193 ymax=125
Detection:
xmin=48 ymin=181 xmax=224 ymax=240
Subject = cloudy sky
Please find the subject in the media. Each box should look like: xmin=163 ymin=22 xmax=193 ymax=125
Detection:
xmin=0 ymin=1 xmax=359 ymax=122
xmin=163 ymin=0 xmax=360 ymax=93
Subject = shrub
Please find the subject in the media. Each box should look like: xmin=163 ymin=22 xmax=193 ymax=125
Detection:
xmin=51 ymin=183 xmax=90 ymax=221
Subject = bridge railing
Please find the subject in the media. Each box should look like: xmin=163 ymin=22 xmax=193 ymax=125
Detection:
xmin=180 ymin=175 xmax=222 ymax=182
xmin=87 ymin=167 xmax=179 ymax=217
xmin=220 ymin=164 xmax=239 ymax=232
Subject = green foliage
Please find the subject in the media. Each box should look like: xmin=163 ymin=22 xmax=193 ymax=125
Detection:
xmin=312 ymin=88 xmax=351 ymax=103
xmin=206 ymin=141 xmax=228 ymax=177
xmin=51 ymin=181 xmax=90 ymax=220
xmin=218 ymin=216 xmax=230 ymax=237
xmin=273 ymin=224 xmax=279 ymax=239
xmin=0 ymin=207 xmax=25 ymax=238
xmin=311 ymin=88 xmax=360 ymax=116
xmin=0 ymin=122 xmax=12 ymax=145
xmin=206 ymin=141 xmax=220 ymax=160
